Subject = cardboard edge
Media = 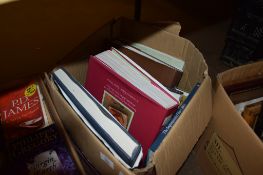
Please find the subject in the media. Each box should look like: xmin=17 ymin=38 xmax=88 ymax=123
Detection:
xmin=217 ymin=60 xmax=263 ymax=87
xmin=39 ymin=75 xmax=87 ymax=175
xmin=142 ymin=21 xmax=181 ymax=36
xmin=113 ymin=18 xmax=208 ymax=92
xmin=189 ymin=63 xmax=263 ymax=175
xmin=211 ymin=81 xmax=263 ymax=175
xmin=45 ymin=73 xmax=134 ymax=175
xmin=152 ymin=76 xmax=212 ymax=175
xmin=168 ymin=31 xmax=208 ymax=91
xmin=113 ymin=18 xmax=187 ymax=59
xmin=213 ymin=81 xmax=263 ymax=146
xmin=44 ymin=18 xmax=211 ymax=175
xmin=116 ymin=18 xmax=181 ymax=37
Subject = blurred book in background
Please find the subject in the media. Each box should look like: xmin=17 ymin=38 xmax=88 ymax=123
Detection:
xmin=0 ymin=81 xmax=79 ymax=174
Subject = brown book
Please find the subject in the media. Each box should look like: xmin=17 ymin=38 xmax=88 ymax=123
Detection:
xmin=112 ymin=41 xmax=184 ymax=88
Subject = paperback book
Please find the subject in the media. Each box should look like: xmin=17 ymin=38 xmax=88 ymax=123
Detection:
xmin=6 ymin=125 xmax=79 ymax=175
xmin=0 ymin=81 xmax=50 ymax=141
xmin=0 ymin=81 xmax=78 ymax=174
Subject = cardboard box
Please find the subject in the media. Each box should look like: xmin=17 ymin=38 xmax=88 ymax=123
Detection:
xmin=45 ymin=18 xmax=212 ymax=175
xmin=180 ymin=61 xmax=263 ymax=175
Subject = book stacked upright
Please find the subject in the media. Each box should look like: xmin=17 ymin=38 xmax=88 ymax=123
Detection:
xmin=52 ymin=69 xmax=143 ymax=169
xmin=113 ymin=40 xmax=184 ymax=88
xmin=0 ymin=81 xmax=51 ymax=141
xmin=0 ymin=81 xmax=78 ymax=175
xmin=85 ymin=47 xmax=179 ymax=161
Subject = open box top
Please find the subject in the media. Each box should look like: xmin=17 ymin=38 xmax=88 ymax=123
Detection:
xmin=61 ymin=18 xmax=208 ymax=91
xmin=45 ymin=18 xmax=212 ymax=175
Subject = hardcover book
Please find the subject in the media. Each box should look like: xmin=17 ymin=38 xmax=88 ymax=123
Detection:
xmin=113 ymin=40 xmax=184 ymax=88
xmin=0 ymin=81 xmax=50 ymax=141
xmin=85 ymin=48 xmax=179 ymax=160
xmin=147 ymin=83 xmax=200 ymax=164
xmin=53 ymin=68 xmax=142 ymax=169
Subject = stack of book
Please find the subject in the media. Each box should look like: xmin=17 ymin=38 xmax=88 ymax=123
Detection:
xmin=52 ymin=41 xmax=200 ymax=168
xmin=0 ymin=81 xmax=79 ymax=174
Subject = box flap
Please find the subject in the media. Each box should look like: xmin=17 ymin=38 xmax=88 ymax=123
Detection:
xmin=189 ymin=61 xmax=263 ymax=175
xmin=213 ymin=61 xmax=263 ymax=175
xmin=0 ymin=0 xmax=134 ymax=84
xmin=142 ymin=21 xmax=181 ymax=36
xmin=46 ymin=74 xmax=134 ymax=175
xmin=39 ymin=78 xmax=86 ymax=175
xmin=210 ymin=82 xmax=263 ymax=175
xmin=218 ymin=61 xmax=263 ymax=87
xmin=45 ymin=18 xmax=210 ymax=175
xmin=112 ymin=18 xmax=208 ymax=92
xmin=152 ymin=76 xmax=212 ymax=175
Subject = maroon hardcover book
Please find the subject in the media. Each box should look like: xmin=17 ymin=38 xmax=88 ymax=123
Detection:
xmin=85 ymin=49 xmax=178 ymax=160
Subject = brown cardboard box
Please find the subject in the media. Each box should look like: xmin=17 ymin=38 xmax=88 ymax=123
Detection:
xmin=45 ymin=18 xmax=212 ymax=175
xmin=180 ymin=61 xmax=263 ymax=175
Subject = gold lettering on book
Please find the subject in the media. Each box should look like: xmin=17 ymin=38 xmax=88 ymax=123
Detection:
xmin=105 ymin=78 xmax=138 ymax=112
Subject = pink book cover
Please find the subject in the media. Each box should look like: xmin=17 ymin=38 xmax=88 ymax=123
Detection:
xmin=0 ymin=81 xmax=48 ymax=141
xmin=85 ymin=55 xmax=178 ymax=160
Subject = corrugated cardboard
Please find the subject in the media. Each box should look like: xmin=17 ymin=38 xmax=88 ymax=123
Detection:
xmin=38 ymin=79 xmax=87 ymax=175
xmin=187 ymin=61 xmax=263 ymax=175
xmin=111 ymin=19 xmax=208 ymax=92
xmin=136 ymin=21 xmax=181 ymax=36
xmin=45 ymin=18 xmax=212 ymax=175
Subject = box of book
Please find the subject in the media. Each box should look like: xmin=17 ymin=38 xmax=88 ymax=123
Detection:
xmin=0 ymin=79 xmax=86 ymax=174
xmin=180 ymin=61 xmax=263 ymax=175
xmin=45 ymin=18 xmax=212 ymax=175
xmin=85 ymin=48 xmax=179 ymax=162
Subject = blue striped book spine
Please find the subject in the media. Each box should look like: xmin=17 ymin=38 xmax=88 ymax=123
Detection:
xmin=147 ymin=83 xmax=200 ymax=163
